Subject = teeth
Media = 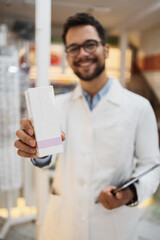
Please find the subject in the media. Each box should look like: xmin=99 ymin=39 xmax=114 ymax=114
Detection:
xmin=80 ymin=62 xmax=91 ymax=67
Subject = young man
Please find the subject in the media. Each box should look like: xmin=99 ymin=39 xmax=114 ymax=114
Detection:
xmin=14 ymin=13 xmax=160 ymax=240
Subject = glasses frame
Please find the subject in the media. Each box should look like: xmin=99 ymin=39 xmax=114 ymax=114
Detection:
xmin=65 ymin=39 xmax=104 ymax=57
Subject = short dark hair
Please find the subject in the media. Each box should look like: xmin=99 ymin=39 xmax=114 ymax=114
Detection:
xmin=62 ymin=12 xmax=106 ymax=45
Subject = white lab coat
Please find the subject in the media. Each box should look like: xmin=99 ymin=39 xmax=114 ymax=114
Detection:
xmin=40 ymin=78 xmax=160 ymax=240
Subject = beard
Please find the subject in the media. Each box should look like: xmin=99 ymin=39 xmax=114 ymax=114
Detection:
xmin=73 ymin=57 xmax=105 ymax=82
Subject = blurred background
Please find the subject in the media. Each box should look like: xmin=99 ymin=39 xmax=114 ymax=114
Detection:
xmin=0 ymin=0 xmax=160 ymax=239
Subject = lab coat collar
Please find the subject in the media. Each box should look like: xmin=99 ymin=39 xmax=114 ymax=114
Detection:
xmin=71 ymin=78 xmax=123 ymax=106
xmin=71 ymin=83 xmax=84 ymax=101
xmin=106 ymin=78 xmax=123 ymax=106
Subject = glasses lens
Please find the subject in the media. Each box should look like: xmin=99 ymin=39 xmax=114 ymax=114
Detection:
xmin=66 ymin=40 xmax=100 ymax=57
xmin=84 ymin=40 xmax=98 ymax=53
xmin=67 ymin=45 xmax=79 ymax=57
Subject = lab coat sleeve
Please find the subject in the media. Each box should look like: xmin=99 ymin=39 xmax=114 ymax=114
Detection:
xmin=132 ymin=100 xmax=160 ymax=203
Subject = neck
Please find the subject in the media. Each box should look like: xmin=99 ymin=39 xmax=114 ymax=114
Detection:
xmin=80 ymin=71 xmax=108 ymax=98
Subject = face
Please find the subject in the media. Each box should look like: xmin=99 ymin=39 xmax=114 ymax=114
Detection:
xmin=65 ymin=25 xmax=109 ymax=82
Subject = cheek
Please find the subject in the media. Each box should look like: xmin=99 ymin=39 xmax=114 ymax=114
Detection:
xmin=97 ymin=53 xmax=106 ymax=63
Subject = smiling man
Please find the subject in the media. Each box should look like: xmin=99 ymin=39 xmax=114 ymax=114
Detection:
xmin=65 ymin=26 xmax=107 ymax=80
xmin=14 ymin=13 xmax=160 ymax=240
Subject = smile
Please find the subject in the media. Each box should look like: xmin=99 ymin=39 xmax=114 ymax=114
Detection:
xmin=74 ymin=58 xmax=97 ymax=68
xmin=79 ymin=62 xmax=92 ymax=67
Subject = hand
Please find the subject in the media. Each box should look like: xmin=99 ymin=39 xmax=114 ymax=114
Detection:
xmin=14 ymin=118 xmax=66 ymax=158
xmin=98 ymin=185 xmax=134 ymax=210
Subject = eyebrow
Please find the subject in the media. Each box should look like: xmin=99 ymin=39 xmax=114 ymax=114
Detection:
xmin=66 ymin=39 xmax=97 ymax=49
xmin=66 ymin=43 xmax=78 ymax=49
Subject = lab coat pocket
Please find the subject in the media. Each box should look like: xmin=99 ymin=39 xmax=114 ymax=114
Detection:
xmin=40 ymin=194 xmax=63 ymax=240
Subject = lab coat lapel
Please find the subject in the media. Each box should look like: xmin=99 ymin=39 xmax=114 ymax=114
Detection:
xmin=71 ymin=83 xmax=92 ymax=115
xmin=71 ymin=79 xmax=123 ymax=115
xmin=92 ymin=78 xmax=123 ymax=115
xmin=107 ymin=78 xmax=123 ymax=106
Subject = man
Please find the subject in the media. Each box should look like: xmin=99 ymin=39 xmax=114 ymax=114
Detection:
xmin=14 ymin=13 xmax=160 ymax=240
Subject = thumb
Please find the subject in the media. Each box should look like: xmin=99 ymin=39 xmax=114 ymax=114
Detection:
xmin=116 ymin=191 xmax=123 ymax=200
xmin=61 ymin=131 xmax=66 ymax=141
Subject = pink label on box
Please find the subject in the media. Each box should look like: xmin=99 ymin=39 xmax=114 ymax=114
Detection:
xmin=37 ymin=137 xmax=62 ymax=149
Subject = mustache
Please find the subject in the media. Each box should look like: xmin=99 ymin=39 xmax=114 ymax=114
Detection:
xmin=74 ymin=57 xmax=97 ymax=66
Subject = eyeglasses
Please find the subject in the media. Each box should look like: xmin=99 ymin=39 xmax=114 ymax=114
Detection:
xmin=65 ymin=39 xmax=104 ymax=57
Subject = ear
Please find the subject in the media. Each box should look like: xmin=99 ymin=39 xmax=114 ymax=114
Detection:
xmin=104 ymin=44 xmax=109 ymax=58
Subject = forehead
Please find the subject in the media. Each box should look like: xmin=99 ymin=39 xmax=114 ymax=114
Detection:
xmin=65 ymin=25 xmax=100 ymax=46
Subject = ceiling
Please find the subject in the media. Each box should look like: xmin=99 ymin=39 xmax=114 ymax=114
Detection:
xmin=0 ymin=0 xmax=160 ymax=37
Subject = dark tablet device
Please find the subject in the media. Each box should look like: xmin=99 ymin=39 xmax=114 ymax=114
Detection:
xmin=95 ymin=163 xmax=160 ymax=203
xmin=112 ymin=164 xmax=160 ymax=194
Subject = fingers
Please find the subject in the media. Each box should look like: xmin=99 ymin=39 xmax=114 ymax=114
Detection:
xmin=98 ymin=186 xmax=134 ymax=210
xmin=14 ymin=139 xmax=36 ymax=154
xmin=15 ymin=118 xmax=65 ymax=159
xmin=61 ymin=131 xmax=66 ymax=141
xmin=14 ymin=139 xmax=37 ymax=158
xmin=16 ymin=129 xmax=36 ymax=147
xmin=20 ymin=118 xmax=34 ymax=136
xmin=14 ymin=118 xmax=37 ymax=158
xmin=116 ymin=191 xmax=123 ymax=200
xmin=98 ymin=186 xmax=117 ymax=210
xmin=17 ymin=150 xmax=38 ymax=158
xmin=98 ymin=185 xmax=134 ymax=210
xmin=116 ymin=187 xmax=134 ymax=203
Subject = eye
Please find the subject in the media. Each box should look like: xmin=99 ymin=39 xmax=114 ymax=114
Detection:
xmin=68 ymin=46 xmax=79 ymax=53
xmin=85 ymin=41 xmax=97 ymax=50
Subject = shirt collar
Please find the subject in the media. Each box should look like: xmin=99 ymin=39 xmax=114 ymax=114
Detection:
xmin=72 ymin=78 xmax=123 ymax=106
xmin=82 ymin=78 xmax=112 ymax=101
xmin=82 ymin=78 xmax=112 ymax=110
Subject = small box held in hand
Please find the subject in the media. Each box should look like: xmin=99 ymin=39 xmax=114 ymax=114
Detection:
xmin=25 ymin=86 xmax=63 ymax=157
